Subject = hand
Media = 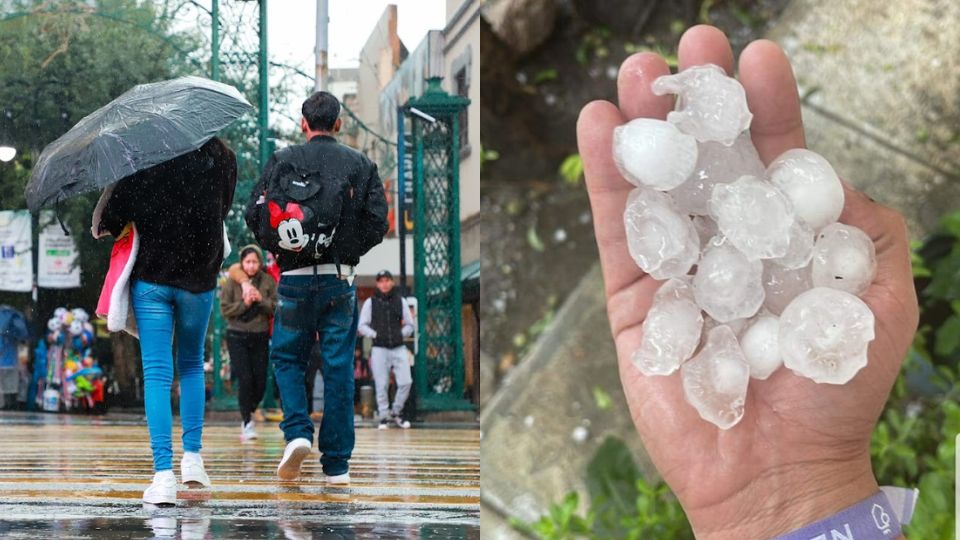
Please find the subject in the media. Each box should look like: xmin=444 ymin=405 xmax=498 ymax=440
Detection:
xmin=240 ymin=280 xmax=256 ymax=301
xmin=577 ymin=25 xmax=918 ymax=539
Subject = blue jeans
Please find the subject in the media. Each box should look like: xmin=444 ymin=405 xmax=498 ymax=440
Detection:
xmin=272 ymin=274 xmax=358 ymax=476
xmin=131 ymin=281 xmax=214 ymax=472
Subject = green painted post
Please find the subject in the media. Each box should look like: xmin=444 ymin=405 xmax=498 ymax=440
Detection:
xmin=405 ymin=78 xmax=472 ymax=411
xmin=211 ymin=0 xmax=219 ymax=81
xmin=257 ymin=0 xmax=277 ymax=411
xmin=413 ymin=117 xmax=427 ymax=404
xmin=258 ymin=0 xmax=269 ymax=171
xmin=450 ymin=110 xmax=464 ymax=402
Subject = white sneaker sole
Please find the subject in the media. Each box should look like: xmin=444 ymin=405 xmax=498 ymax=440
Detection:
xmin=181 ymin=466 xmax=212 ymax=489
xmin=325 ymin=473 xmax=350 ymax=485
xmin=277 ymin=445 xmax=311 ymax=480
xmin=143 ymin=489 xmax=177 ymax=505
xmin=182 ymin=479 xmax=209 ymax=489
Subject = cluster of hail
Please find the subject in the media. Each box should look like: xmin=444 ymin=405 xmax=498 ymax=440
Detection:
xmin=614 ymin=64 xmax=877 ymax=429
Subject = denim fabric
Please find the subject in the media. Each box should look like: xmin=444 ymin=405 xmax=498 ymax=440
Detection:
xmin=131 ymin=280 xmax=213 ymax=472
xmin=271 ymin=274 xmax=358 ymax=476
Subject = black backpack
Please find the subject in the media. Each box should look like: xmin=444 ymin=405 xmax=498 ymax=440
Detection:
xmin=255 ymin=150 xmax=350 ymax=262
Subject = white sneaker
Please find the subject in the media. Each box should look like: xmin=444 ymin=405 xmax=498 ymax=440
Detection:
xmin=143 ymin=470 xmax=177 ymax=505
xmin=241 ymin=420 xmax=258 ymax=441
xmin=277 ymin=438 xmax=312 ymax=480
xmin=180 ymin=452 xmax=211 ymax=488
xmin=393 ymin=415 xmax=411 ymax=429
xmin=325 ymin=472 xmax=350 ymax=485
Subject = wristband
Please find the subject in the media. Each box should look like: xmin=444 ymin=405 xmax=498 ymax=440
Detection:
xmin=773 ymin=487 xmax=917 ymax=540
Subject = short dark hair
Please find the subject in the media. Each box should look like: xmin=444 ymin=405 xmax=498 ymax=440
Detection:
xmin=302 ymin=91 xmax=341 ymax=131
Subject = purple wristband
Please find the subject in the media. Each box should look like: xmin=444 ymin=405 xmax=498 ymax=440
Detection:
xmin=773 ymin=491 xmax=902 ymax=540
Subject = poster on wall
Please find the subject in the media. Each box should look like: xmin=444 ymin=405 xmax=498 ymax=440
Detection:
xmin=38 ymin=210 xmax=80 ymax=289
xmin=0 ymin=210 xmax=32 ymax=293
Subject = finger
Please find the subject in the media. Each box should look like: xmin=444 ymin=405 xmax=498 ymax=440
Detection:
xmin=678 ymin=24 xmax=735 ymax=75
xmin=617 ymin=52 xmax=674 ymax=120
xmin=838 ymin=184 xmax=913 ymax=295
xmin=839 ymin=185 xmax=918 ymax=379
xmin=578 ymin=100 xmax=649 ymax=297
xmin=738 ymin=39 xmax=806 ymax=164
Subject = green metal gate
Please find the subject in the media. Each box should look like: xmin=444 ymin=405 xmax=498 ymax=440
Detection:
xmin=406 ymin=78 xmax=472 ymax=412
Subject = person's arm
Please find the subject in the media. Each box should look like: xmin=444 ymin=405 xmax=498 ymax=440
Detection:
xmin=400 ymin=298 xmax=415 ymax=337
xmin=215 ymin=138 xmax=238 ymax=219
xmin=257 ymin=274 xmax=277 ymax=314
xmin=99 ymin=179 xmax=136 ymax=237
xmin=244 ymin=153 xmax=277 ymax=235
xmin=356 ymin=162 xmax=389 ymax=256
xmin=225 ymin=262 xmax=260 ymax=301
xmin=218 ymin=280 xmax=246 ymax=319
xmin=357 ymin=298 xmax=376 ymax=338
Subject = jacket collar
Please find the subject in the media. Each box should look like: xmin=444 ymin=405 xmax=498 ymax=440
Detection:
xmin=309 ymin=134 xmax=337 ymax=143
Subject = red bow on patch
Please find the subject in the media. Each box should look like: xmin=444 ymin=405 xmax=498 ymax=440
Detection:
xmin=268 ymin=201 xmax=305 ymax=228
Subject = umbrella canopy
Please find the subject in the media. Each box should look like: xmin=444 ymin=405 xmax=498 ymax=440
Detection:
xmin=25 ymin=76 xmax=252 ymax=212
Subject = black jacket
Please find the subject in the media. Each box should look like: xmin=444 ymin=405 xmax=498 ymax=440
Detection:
xmin=101 ymin=137 xmax=237 ymax=293
xmin=244 ymin=135 xmax=388 ymax=272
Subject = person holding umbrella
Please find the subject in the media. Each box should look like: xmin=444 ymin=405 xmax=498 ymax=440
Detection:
xmin=99 ymin=136 xmax=236 ymax=505
xmin=26 ymin=76 xmax=251 ymax=506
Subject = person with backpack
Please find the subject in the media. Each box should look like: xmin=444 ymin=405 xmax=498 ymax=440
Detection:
xmin=242 ymin=91 xmax=388 ymax=484
xmin=219 ymin=244 xmax=277 ymax=441
xmin=358 ymin=270 xmax=416 ymax=429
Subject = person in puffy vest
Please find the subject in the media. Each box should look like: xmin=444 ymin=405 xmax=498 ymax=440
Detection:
xmin=358 ymin=270 xmax=415 ymax=429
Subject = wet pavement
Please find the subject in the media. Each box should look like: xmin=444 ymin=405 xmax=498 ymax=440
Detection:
xmin=0 ymin=413 xmax=479 ymax=538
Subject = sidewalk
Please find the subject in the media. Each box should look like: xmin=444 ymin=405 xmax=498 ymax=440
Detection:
xmin=0 ymin=411 xmax=479 ymax=537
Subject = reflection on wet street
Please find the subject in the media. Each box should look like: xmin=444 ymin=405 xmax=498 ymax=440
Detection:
xmin=0 ymin=413 xmax=479 ymax=538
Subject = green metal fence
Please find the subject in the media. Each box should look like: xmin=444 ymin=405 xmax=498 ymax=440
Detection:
xmin=407 ymin=78 xmax=472 ymax=412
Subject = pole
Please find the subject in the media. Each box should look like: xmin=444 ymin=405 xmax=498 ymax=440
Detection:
xmin=211 ymin=0 xmax=220 ymax=81
xmin=258 ymin=0 xmax=269 ymax=170
xmin=257 ymin=0 xmax=277 ymax=410
xmin=397 ymin=107 xmax=407 ymax=295
xmin=315 ymin=0 xmax=329 ymax=91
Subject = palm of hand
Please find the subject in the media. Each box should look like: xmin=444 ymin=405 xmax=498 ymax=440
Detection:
xmin=578 ymin=26 xmax=917 ymax=537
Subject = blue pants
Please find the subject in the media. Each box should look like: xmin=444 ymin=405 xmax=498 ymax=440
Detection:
xmin=272 ymin=274 xmax=358 ymax=476
xmin=132 ymin=281 xmax=214 ymax=472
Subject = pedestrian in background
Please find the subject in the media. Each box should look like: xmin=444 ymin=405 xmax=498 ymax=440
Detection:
xmin=358 ymin=270 xmax=415 ymax=429
xmin=220 ymin=244 xmax=277 ymax=442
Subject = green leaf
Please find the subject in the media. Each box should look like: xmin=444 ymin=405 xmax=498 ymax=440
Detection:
xmin=939 ymin=210 xmax=960 ymax=238
xmin=527 ymin=226 xmax=546 ymax=252
xmin=592 ymin=386 xmax=612 ymax=411
xmin=933 ymin=315 xmax=960 ymax=356
xmin=532 ymin=68 xmax=559 ymax=85
xmin=586 ymin=437 xmax=641 ymax=511
xmin=559 ymin=154 xmax=584 ymax=185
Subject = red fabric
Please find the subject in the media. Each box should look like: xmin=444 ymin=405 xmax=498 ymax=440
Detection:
xmin=268 ymin=201 xmax=304 ymax=228
xmin=92 ymin=379 xmax=105 ymax=403
xmin=96 ymin=224 xmax=135 ymax=319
